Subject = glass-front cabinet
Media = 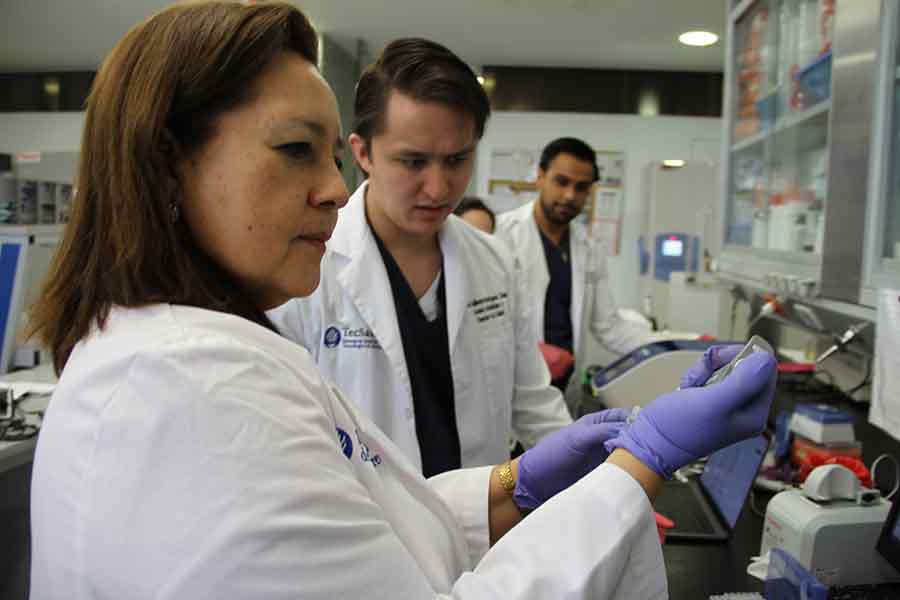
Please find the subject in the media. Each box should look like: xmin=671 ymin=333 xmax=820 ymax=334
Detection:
xmin=727 ymin=0 xmax=833 ymax=256
xmin=720 ymin=0 xmax=880 ymax=309
xmin=863 ymin=0 xmax=900 ymax=305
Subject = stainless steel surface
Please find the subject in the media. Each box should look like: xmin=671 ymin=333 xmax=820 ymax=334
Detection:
xmin=862 ymin=0 xmax=900 ymax=303
xmin=718 ymin=12 xmax=737 ymax=254
xmin=821 ymin=0 xmax=882 ymax=303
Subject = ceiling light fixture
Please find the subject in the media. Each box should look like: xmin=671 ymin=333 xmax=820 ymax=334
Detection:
xmin=663 ymin=159 xmax=686 ymax=168
xmin=678 ymin=31 xmax=719 ymax=47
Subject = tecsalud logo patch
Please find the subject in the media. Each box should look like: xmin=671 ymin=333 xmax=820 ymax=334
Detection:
xmin=324 ymin=326 xmax=342 ymax=349
xmin=336 ymin=427 xmax=353 ymax=459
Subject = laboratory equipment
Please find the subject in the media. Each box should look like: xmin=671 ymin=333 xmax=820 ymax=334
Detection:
xmin=788 ymin=403 xmax=855 ymax=444
xmin=0 ymin=226 xmax=62 ymax=372
xmin=653 ymin=435 xmax=768 ymax=541
xmin=814 ymin=320 xmax=869 ymax=364
xmin=760 ymin=464 xmax=900 ymax=587
xmin=763 ymin=548 xmax=828 ymax=600
xmin=640 ymin=160 xmax=719 ymax=330
xmin=876 ymin=488 xmax=900 ymax=574
xmin=582 ymin=339 xmax=719 ymax=413
xmin=791 ymin=435 xmax=862 ymax=466
xmin=0 ymin=151 xmax=75 ymax=373
xmin=666 ymin=272 xmax=727 ymax=336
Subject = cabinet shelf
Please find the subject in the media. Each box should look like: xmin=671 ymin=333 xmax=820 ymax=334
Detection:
xmin=731 ymin=100 xmax=831 ymax=154
xmin=732 ymin=130 xmax=767 ymax=153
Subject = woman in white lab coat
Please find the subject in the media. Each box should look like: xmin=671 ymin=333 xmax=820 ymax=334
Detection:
xmin=27 ymin=3 xmax=777 ymax=599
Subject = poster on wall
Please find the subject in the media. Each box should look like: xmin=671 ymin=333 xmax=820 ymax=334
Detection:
xmin=595 ymin=151 xmax=625 ymax=187
xmin=590 ymin=150 xmax=626 ymax=255
xmin=487 ymin=147 xmax=540 ymax=214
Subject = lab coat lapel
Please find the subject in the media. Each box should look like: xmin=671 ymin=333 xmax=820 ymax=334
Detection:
xmin=523 ymin=207 xmax=551 ymax=341
xmin=333 ymin=184 xmax=408 ymax=384
xmin=440 ymin=219 xmax=468 ymax=357
xmin=569 ymin=226 xmax=587 ymax=356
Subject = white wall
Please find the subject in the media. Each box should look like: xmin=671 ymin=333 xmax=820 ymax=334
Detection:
xmin=477 ymin=111 xmax=722 ymax=312
xmin=0 ymin=112 xmax=85 ymax=153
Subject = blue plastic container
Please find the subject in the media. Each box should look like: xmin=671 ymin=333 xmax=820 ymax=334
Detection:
xmin=764 ymin=548 xmax=828 ymax=600
xmin=796 ymin=51 xmax=832 ymax=107
xmin=755 ymin=93 xmax=779 ymax=130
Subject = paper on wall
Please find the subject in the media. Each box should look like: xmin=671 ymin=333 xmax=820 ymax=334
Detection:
xmin=591 ymin=218 xmax=620 ymax=256
xmin=870 ymin=289 xmax=900 ymax=442
xmin=593 ymin=188 xmax=622 ymax=220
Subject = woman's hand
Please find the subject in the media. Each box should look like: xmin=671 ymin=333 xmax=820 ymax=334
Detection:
xmin=604 ymin=345 xmax=777 ymax=479
xmin=513 ymin=408 xmax=630 ymax=511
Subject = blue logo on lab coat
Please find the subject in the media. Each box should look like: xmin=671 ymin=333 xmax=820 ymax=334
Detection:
xmin=336 ymin=427 xmax=353 ymax=458
xmin=324 ymin=326 xmax=342 ymax=348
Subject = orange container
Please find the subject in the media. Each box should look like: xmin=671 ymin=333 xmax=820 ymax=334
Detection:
xmin=791 ymin=435 xmax=862 ymax=467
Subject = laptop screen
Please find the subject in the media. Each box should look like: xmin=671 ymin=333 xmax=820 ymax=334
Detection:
xmin=699 ymin=435 xmax=768 ymax=529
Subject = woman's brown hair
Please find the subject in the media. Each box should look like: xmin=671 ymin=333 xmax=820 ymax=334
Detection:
xmin=28 ymin=1 xmax=319 ymax=373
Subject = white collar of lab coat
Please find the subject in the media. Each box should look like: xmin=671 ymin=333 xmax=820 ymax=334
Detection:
xmin=329 ymin=180 xmax=469 ymax=357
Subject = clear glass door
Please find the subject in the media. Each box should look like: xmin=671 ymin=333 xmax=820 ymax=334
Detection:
xmin=727 ymin=0 xmax=834 ymax=254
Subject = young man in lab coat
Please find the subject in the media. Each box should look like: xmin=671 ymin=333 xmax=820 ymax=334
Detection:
xmin=268 ymin=38 xmax=574 ymax=477
xmin=495 ymin=138 xmax=656 ymax=408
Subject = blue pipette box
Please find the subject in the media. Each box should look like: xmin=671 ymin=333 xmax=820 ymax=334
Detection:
xmin=764 ymin=548 xmax=828 ymax=600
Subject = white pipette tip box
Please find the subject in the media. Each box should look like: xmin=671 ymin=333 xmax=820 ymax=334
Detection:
xmin=789 ymin=403 xmax=855 ymax=445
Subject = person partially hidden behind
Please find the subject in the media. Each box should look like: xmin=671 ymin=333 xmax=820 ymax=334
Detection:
xmin=454 ymin=196 xmax=495 ymax=234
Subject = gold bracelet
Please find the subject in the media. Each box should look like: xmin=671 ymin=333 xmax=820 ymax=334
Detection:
xmin=497 ymin=460 xmax=516 ymax=494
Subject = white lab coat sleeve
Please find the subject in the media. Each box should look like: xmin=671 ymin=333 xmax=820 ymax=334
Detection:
xmin=266 ymin=293 xmax=323 ymax=358
xmin=451 ymin=463 xmax=667 ymax=599
xmin=428 ymin=466 xmax=492 ymax=567
xmin=509 ymin=256 xmax=573 ymax=447
xmin=588 ymin=244 xmax=655 ymax=357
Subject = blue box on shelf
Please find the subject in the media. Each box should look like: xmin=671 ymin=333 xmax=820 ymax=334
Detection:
xmin=796 ymin=50 xmax=832 ymax=107
xmin=764 ymin=548 xmax=828 ymax=600
xmin=755 ymin=92 xmax=778 ymax=130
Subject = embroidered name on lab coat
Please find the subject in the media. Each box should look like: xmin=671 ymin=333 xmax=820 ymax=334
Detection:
xmin=467 ymin=292 xmax=508 ymax=323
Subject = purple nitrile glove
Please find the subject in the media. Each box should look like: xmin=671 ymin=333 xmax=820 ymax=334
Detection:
xmin=604 ymin=346 xmax=777 ymax=479
xmin=514 ymin=408 xmax=630 ymax=511
xmin=679 ymin=344 xmax=743 ymax=388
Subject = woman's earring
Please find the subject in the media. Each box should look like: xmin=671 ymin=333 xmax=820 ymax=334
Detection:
xmin=169 ymin=200 xmax=180 ymax=223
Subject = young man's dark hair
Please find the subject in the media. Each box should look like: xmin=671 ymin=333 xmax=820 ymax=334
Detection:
xmin=353 ymin=38 xmax=491 ymax=150
xmin=539 ymin=137 xmax=599 ymax=182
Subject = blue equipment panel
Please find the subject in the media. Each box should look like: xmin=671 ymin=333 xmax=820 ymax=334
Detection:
xmin=653 ymin=232 xmax=699 ymax=281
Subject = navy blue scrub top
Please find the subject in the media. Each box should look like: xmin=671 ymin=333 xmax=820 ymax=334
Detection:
xmin=371 ymin=227 xmax=462 ymax=477
xmin=539 ymin=229 xmax=574 ymax=355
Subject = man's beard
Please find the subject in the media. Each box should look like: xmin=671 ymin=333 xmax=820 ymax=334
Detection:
xmin=541 ymin=198 xmax=578 ymax=226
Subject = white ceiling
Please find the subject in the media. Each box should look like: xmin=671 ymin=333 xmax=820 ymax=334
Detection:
xmin=0 ymin=0 xmax=726 ymax=73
